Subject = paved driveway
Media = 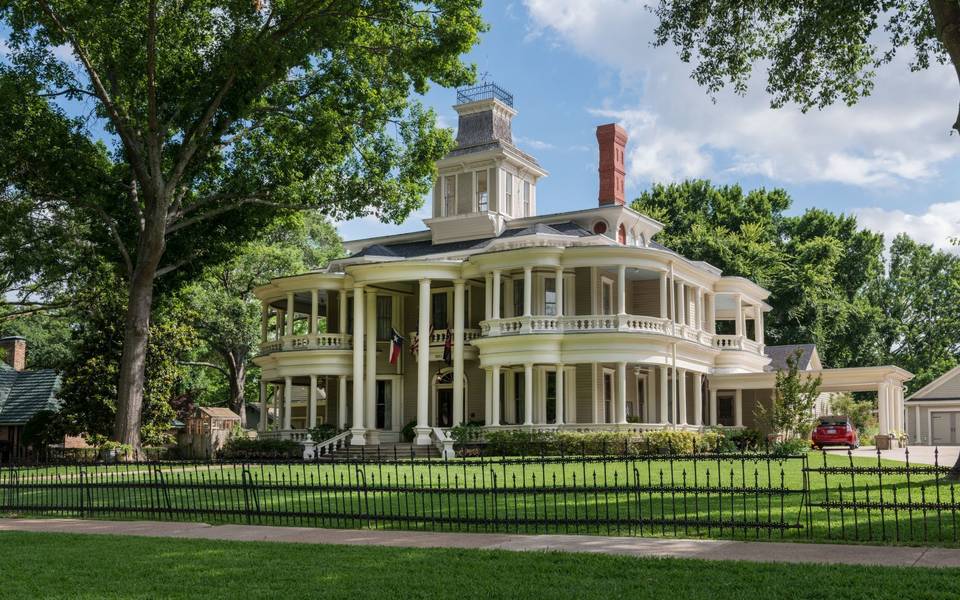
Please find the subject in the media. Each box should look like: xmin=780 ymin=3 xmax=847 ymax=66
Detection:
xmin=824 ymin=445 xmax=959 ymax=466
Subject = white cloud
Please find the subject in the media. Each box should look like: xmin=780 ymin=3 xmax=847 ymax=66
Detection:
xmin=524 ymin=0 xmax=960 ymax=188
xmin=854 ymin=201 xmax=960 ymax=251
xmin=515 ymin=135 xmax=555 ymax=150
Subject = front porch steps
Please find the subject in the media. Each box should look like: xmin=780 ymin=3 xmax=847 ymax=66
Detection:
xmin=327 ymin=442 xmax=441 ymax=461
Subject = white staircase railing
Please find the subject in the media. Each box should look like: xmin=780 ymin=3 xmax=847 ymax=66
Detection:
xmin=430 ymin=427 xmax=455 ymax=459
xmin=301 ymin=430 xmax=352 ymax=460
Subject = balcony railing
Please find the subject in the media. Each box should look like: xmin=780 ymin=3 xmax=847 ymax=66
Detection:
xmin=407 ymin=329 xmax=483 ymax=345
xmin=476 ymin=314 xmax=751 ymax=352
xmin=259 ymin=333 xmax=352 ymax=355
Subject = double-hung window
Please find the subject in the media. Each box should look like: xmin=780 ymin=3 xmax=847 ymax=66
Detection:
xmin=544 ymin=277 xmax=557 ymax=316
xmin=476 ymin=170 xmax=488 ymax=212
xmin=442 ymin=175 xmax=456 ymax=217
xmin=376 ymin=296 xmax=392 ymax=341
xmin=504 ymin=172 xmax=513 ymax=216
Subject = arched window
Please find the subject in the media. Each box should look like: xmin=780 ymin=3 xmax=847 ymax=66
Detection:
xmin=617 ymin=224 xmax=626 ymax=245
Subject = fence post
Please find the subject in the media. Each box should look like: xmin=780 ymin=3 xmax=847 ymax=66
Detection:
xmin=241 ymin=467 xmax=253 ymax=525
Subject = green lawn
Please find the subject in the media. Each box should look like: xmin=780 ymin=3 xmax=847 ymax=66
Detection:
xmin=0 ymin=531 xmax=957 ymax=599
xmin=2 ymin=453 xmax=956 ymax=546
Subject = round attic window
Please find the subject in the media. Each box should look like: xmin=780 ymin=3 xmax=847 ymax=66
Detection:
xmin=592 ymin=221 xmax=608 ymax=235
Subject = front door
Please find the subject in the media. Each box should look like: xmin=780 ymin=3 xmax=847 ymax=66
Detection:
xmin=931 ymin=412 xmax=959 ymax=445
xmin=437 ymin=388 xmax=454 ymax=428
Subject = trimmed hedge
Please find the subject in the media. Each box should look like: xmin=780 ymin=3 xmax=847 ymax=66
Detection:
xmin=219 ymin=437 xmax=302 ymax=459
xmin=464 ymin=429 xmax=728 ymax=457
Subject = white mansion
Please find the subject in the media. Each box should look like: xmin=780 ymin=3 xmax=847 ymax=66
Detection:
xmin=253 ymin=84 xmax=912 ymax=448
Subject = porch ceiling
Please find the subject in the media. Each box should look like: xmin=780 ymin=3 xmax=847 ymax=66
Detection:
xmin=710 ymin=365 xmax=913 ymax=392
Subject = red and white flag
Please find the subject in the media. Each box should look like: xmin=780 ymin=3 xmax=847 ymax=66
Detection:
xmin=389 ymin=328 xmax=404 ymax=365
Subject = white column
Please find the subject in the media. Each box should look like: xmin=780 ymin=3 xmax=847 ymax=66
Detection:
xmin=260 ymin=301 xmax=269 ymax=342
xmin=709 ymin=387 xmax=718 ymax=426
xmin=338 ymin=375 xmax=348 ymax=430
xmin=756 ymin=304 xmax=765 ymax=345
xmin=484 ymin=273 xmax=492 ymax=320
xmin=617 ymin=265 xmax=626 ymax=315
xmin=453 ymin=279 xmax=465 ymax=426
xmin=734 ymin=389 xmax=743 ymax=427
xmin=616 ymin=362 xmax=627 ymax=424
xmin=351 ymin=286 xmax=366 ymax=445
xmin=310 ymin=289 xmax=319 ymax=336
xmin=523 ymin=267 xmax=532 ymax=317
xmin=668 ymin=266 xmax=675 ymax=323
xmin=878 ymin=383 xmax=890 ymax=436
xmin=555 ymin=365 xmax=565 ymax=425
xmin=338 ymin=289 xmax=347 ymax=334
xmin=591 ymin=363 xmax=599 ymax=423
xmin=696 ymin=288 xmax=704 ymax=331
xmin=283 ymin=376 xmax=293 ymax=430
xmin=659 ymin=366 xmax=669 ymax=423
xmin=308 ymin=374 xmax=318 ymax=429
xmin=693 ymin=373 xmax=703 ymax=426
xmin=286 ymin=292 xmax=294 ymax=336
xmin=677 ymin=368 xmax=687 ymax=425
xmin=492 ymin=366 xmax=501 ymax=426
xmin=896 ymin=386 xmax=905 ymax=433
xmin=706 ymin=293 xmax=716 ymax=334
xmin=415 ymin=279 xmax=432 ymax=445
xmin=659 ymin=271 xmax=668 ymax=319
xmin=258 ymin=379 xmax=267 ymax=432
xmin=555 ymin=268 xmax=564 ymax=317
xmin=523 ymin=363 xmax=533 ymax=425
xmin=484 ymin=368 xmax=493 ymax=426
xmin=679 ymin=283 xmax=687 ymax=326
xmin=364 ymin=291 xmax=377 ymax=440
xmin=492 ymin=270 xmax=502 ymax=320
xmin=276 ymin=309 xmax=284 ymax=338
xmin=735 ymin=294 xmax=744 ymax=338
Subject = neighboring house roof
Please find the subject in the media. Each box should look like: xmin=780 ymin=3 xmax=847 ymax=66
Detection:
xmin=0 ymin=362 xmax=60 ymax=425
xmin=764 ymin=344 xmax=820 ymax=372
xmin=906 ymin=364 xmax=960 ymax=402
xmin=197 ymin=406 xmax=241 ymax=419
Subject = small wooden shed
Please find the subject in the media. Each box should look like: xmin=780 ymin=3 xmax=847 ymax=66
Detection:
xmin=178 ymin=406 xmax=241 ymax=458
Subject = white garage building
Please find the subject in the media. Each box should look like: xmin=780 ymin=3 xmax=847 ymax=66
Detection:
xmin=907 ymin=366 xmax=960 ymax=446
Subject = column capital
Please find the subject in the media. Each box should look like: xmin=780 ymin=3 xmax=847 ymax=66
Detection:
xmin=453 ymin=278 xmax=466 ymax=286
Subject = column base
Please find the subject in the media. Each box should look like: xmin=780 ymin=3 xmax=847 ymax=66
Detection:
xmin=350 ymin=428 xmax=367 ymax=446
xmin=414 ymin=426 xmax=432 ymax=446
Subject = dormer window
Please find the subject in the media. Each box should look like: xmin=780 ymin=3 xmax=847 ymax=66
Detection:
xmin=442 ymin=175 xmax=456 ymax=217
xmin=476 ymin=170 xmax=488 ymax=212
xmin=523 ymin=181 xmax=531 ymax=216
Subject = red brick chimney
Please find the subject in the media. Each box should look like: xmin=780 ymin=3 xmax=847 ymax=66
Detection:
xmin=0 ymin=336 xmax=26 ymax=371
xmin=596 ymin=123 xmax=628 ymax=206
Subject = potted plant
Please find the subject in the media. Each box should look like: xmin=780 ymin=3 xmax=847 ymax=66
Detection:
xmin=874 ymin=434 xmax=892 ymax=450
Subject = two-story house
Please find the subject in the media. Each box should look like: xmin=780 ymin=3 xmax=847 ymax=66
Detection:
xmin=253 ymin=83 xmax=912 ymax=448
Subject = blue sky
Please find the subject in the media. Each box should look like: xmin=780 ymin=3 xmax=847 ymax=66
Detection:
xmin=339 ymin=1 xmax=960 ymax=250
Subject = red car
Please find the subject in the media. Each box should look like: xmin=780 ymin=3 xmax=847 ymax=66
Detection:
xmin=811 ymin=416 xmax=860 ymax=449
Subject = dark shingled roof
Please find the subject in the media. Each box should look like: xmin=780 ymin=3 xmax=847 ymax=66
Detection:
xmin=0 ymin=363 xmax=60 ymax=425
xmin=764 ymin=344 xmax=818 ymax=372
xmin=350 ymin=221 xmax=596 ymax=259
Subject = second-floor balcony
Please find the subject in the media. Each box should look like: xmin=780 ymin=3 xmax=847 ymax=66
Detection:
xmin=260 ymin=333 xmax=352 ymax=355
xmin=479 ymin=313 xmax=719 ymax=347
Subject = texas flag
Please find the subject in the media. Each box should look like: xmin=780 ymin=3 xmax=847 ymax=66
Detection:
xmin=389 ymin=328 xmax=404 ymax=365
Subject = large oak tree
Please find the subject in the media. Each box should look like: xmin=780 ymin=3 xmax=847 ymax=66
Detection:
xmin=653 ymin=0 xmax=960 ymax=135
xmin=0 ymin=1 xmax=483 ymax=450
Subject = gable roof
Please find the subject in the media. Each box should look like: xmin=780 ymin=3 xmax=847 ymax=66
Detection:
xmin=0 ymin=365 xmax=60 ymax=425
xmin=764 ymin=344 xmax=819 ymax=372
xmin=197 ymin=406 xmax=241 ymax=419
xmin=907 ymin=364 xmax=960 ymax=402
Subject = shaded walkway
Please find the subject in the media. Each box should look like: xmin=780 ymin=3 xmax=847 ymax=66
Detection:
xmin=2 ymin=518 xmax=959 ymax=568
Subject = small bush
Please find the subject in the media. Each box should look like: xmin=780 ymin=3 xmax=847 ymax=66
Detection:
xmin=450 ymin=423 xmax=485 ymax=444
xmin=219 ymin=437 xmax=301 ymax=459
xmin=309 ymin=424 xmax=338 ymax=443
xmin=400 ymin=420 xmax=416 ymax=443
xmin=722 ymin=428 xmax=764 ymax=451
xmin=770 ymin=437 xmax=812 ymax=457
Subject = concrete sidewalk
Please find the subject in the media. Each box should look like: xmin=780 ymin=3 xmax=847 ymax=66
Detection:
xmin=2 ymin=518 xmax=960 ymax=569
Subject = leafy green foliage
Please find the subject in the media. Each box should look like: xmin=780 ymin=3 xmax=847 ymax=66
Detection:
xmin=219 ymin=437 xmax=302 ymax=460
xmin=829 ymin=393 xmax=877 ymax=433
xmin=55 ymin=269 xmax=192 ymax=445
xmin=478 ymin=429 xmax=725 ymax=456
xmin=0 ymin=0 xmax=484 ymax=446
xmin=652 ymin=0 xmax=960 ymax=133
xmin=757 ymin=351 xmax=823 ymax=439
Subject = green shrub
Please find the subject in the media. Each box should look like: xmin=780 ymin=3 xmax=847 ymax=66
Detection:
xmin=219 ymin=437 xmax=301 ymax=459
xmin=722 ymin=428 xmax=764 ymax=451
xmin=309 ymin=424 xmax=338 ymax=443
xmin=400 ymin=420 xmax=416 ymax=443
xmin=477 ymin=429 xmax=727 ymax=457
xmin=770 ymin=437 xmax=812 ymax=456
xmin=450 ymin=423 xmax=485 ymax=444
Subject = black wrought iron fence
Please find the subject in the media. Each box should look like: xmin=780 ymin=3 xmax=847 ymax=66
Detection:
xmin=2 ymin=447 xmax=958 ymax=546
xmin=0 ymin=452 xmax=806 ymax=540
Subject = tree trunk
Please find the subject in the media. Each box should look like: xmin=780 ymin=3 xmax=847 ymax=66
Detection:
xmin=929 ymin=0 xmax=960 ymax=135
xmin=225 ymin=351 xmax=247 ymax=428
xmin=113 ymin=207 xmax=166 ymax=454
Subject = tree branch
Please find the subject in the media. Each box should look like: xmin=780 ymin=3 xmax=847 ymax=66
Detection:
xmin=35 ymin=0 xmax=150 ymax=184
xmin=178 ymin=360 xmax=229 ymax=377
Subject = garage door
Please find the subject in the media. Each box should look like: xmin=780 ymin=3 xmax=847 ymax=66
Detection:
xmin=930 ymin=412 xmax=959 ymax=446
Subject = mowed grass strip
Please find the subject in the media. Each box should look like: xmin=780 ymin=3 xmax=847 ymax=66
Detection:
xmin=0 ymin=531 xmax=958 ymax=600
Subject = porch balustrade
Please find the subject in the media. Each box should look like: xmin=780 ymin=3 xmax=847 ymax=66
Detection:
xmin=259 ymin=333 xmax=352 ymax=356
